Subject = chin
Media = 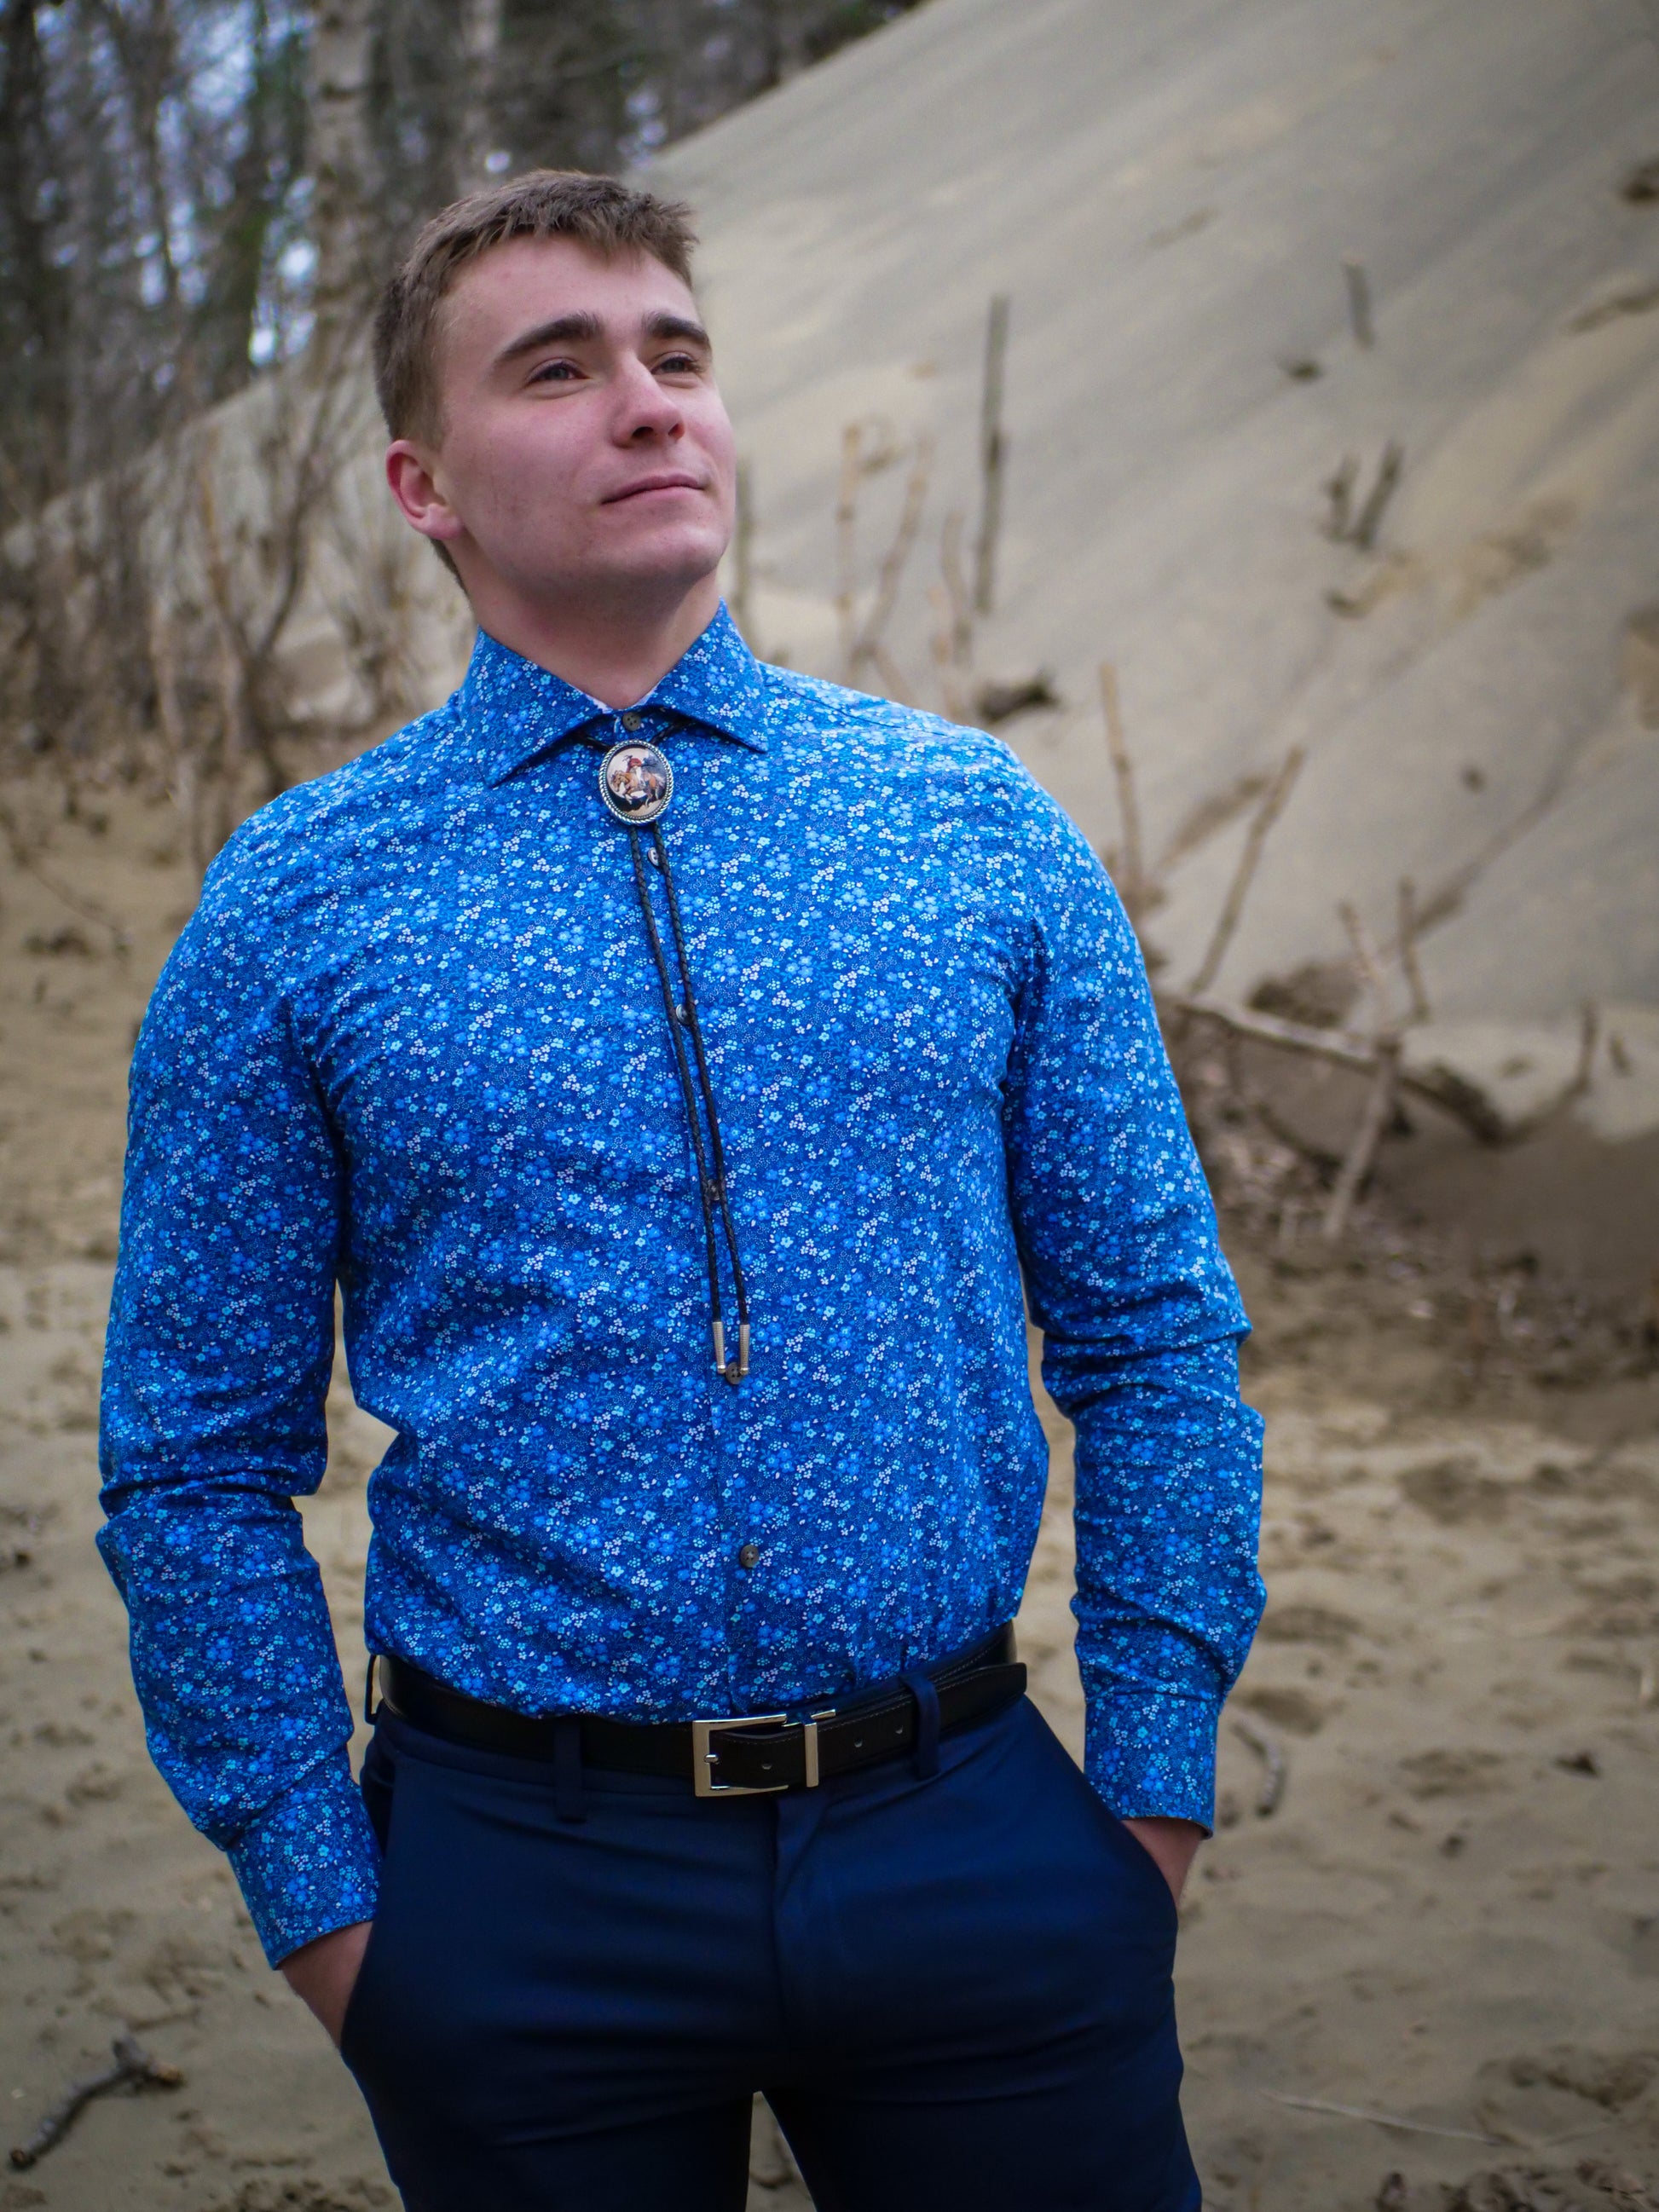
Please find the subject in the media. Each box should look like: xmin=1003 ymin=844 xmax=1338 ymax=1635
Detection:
xmin=590 ymin=526 xmax=728 ymax=595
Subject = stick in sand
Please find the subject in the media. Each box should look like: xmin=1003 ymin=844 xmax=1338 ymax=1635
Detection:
xmin=1339 ymin=898 xmax=1396 ymax=1033
xmin=1396 ymin=878 xmax=1431 ymax=1025
xmin=1186 ymin=747 xmax=1306 ymax=998
xmin=850 ymin=433 xmax=934 ymax=684
xmin=1342 ymin=256 xmax=1375 ymax=349
xmin=1323 ymin=454 xmax=1358 ymax=540
xmin=1569 ymin=1001 xmax=1599 ymax=1098
xmin=1323 ymin=1036 xmax=1402 ymax=1243
xmin=973 ymin=293 xmax=1010 ymax=615
xmin=1261 ymin=2091 xmax=1504 ymax=2148
xmin=10 ymin=2036 xmax=182 ymax=2169
xmin=1231 ymin=1717 xmax=1286 ymax=1816
xmin=1098 ymin=662 xmax=1147 ymax=918
xmin=1351 ymin=439 xmax=1404 ymax=551
xmin=834 ymin=422 xmax=863 ymax=677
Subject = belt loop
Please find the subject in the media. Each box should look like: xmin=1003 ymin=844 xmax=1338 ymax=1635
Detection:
xmin=554 ymin=1717 xmax=587 ymax=1824
xmin=901 ymin=1671 xmax=940 ymax=1781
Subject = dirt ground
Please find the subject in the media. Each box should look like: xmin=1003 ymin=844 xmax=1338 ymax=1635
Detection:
xmin=2 ymin=783 xmax=1656 ymax=2212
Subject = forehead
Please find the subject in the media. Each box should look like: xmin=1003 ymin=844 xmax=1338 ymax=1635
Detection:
xmin=440 ymin=234 xmax=699 ymax=356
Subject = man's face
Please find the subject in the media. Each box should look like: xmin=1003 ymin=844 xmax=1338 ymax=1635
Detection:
xmin=405 ymin=235 xmax=737 ymax=611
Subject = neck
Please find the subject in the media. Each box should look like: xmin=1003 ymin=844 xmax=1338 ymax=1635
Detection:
xmin=459 ymin=567 xmax=723 ymax=709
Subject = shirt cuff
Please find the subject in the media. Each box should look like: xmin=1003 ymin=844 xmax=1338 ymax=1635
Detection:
xmin=1081 ymin=1675 xmax=1220 ymax=1832
xmin=226 ymin=1749 xmax=382 ymax=1967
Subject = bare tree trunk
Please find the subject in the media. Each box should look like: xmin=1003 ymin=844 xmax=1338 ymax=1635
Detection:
xmin=308 ymin=0 xmax=375 ymax=350
xmin=458 ymin=0 xmax=504 ymax=190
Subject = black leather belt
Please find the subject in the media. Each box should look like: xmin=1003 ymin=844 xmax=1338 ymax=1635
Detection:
xmin=373 ymin=1627 xmax=1024 ymax=1797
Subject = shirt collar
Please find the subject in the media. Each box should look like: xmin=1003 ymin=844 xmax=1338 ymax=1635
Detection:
xmin=452 ymin=602 xmax=770 ymax=788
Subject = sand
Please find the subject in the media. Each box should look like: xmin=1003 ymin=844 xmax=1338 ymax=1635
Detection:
xmin=2 ymin=777 xmax=1656 ymax=2212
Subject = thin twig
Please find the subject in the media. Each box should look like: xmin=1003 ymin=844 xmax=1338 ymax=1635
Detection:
xmin=1323 ymin=1035 xmax=1402 ymax=1241
xmin=10 ymin=2036 xmax=182 ymax=2169
xmin=1323 ymin=455 xmax=1358 ymax=540
xmin=973 ymin=293 xmax=1011 ymax=615
xmin=940 ymin=511 xmax=974 ymax=670
xmin=1569 ymin=1001 xmax=1598 ymax=1097
xmin=1338 ymin=899 xmax=1396 ymax=1034
xmin=1342 ymin=256 xmax=1374 ymax=349
xmin=1098 ymin=662 xmax=1147 ymax=917
xmin=1261 ymin=2091 xmax=1504 ymax=2148
xmin=849 ymin=434 xmax=933 ymax=683
xmin=1231 ymin=1717 xmax=1286 ymax=1815
xmin=1396 ymin=879 xmax=1431 ymax=1024
xmin=1351 ymin=439 xmax=1404 ymax=551
xmin=1186 ymin=746 xmax=1306 ymax=996
xmin=1173 ymin=995 xmax=1520 ymax=1147
xmin=834 ymin=422 xmax=862 ymax=677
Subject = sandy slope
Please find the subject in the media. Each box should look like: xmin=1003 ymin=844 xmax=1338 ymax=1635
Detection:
xmin=652 ymin=0 xmax=1659 ymax=1035
xmin=2 ymin=791 xmax=1656 ymax=2209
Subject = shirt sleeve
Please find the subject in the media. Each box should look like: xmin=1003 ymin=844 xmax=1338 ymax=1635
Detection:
xmin=97 ymin=865 xmax=379 ymax=1966
xmin=1001 ymin=790 xmax=1264 ymax=1830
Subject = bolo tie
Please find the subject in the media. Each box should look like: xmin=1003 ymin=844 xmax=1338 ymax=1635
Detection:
xmin=594 ymin=729 xmax=750 ymax=1385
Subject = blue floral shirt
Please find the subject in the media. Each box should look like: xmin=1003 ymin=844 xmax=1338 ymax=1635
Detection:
xmin=99 ymin=607 xmax=1263 ymax=1966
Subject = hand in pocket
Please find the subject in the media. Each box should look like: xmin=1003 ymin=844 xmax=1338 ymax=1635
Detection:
xmin=280 ymin=1920 xmax=374 ymax=2047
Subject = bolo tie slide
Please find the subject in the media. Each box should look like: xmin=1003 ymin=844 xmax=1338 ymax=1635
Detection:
xmin=597 ymin=735 xmax=750 ymax=1385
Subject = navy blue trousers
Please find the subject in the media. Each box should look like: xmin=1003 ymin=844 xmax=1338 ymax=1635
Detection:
xmin=340 ymin=1694 xmax=1200 ymax=2212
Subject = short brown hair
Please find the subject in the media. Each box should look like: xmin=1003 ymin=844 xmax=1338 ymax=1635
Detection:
xmin=373 ymin=169 xmax=698 ymax=448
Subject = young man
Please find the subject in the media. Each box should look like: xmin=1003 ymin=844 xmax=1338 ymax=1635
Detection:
xmin=101 ymin=170 xmax=1264 ymax=2210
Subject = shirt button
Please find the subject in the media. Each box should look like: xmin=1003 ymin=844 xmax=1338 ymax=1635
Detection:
xmin=737 ymin=1542 xmax=760 ymax=1570
xmin=621 ymin=712 xmax=644 ymax=731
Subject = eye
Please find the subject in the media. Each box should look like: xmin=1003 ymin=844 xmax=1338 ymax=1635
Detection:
xmin=528 ymin=359 xmax=581 ymax=384
xmin=656 ymin=351 xmax=702 ymax=376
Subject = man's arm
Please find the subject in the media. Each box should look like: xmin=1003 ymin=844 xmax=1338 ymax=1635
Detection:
xmin=1001 ymin=789 xmax=1265 ymax=1845
xmin=98 ymin=869 xmax=380 ymax=1972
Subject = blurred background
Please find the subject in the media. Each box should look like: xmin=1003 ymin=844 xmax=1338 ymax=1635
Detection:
xmin=1 ymin=3 xmax=1656 ymax=2209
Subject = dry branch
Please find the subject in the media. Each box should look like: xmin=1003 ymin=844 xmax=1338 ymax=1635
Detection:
xmin=854 ymin=434 xmax=933 ymax=679
xmin=1342 ymin=255 xmax=1375 ymax=349
xmin=1260 ymin=2091 xmax=1505 ymax=2148
xmin=1173 ymin=996 xmax=1517 ymax=1149
xmin=1351 ymin=439 xmax=1404 ymax=551
xmin=1322 ymin=1035 xmax=1401 ymax=1241
xmin=1231 ymin=1717 xmax=1286 ymax=1814
xmin=834 ymin=422 xmax=863 ymax=675
xmin=1396 ymin=878 xmax=1431 ymax=1024
xmin=1570 ymin=1001 xmax=1598 ymax=1096
xmin=973 ymin=294 xmax=1011 ymax=615
xmin=1186 ymin=746 xmax=1306 ymax=997
xmin=1098 ymin=661 xmax=1148 ymax=917
xmin=10 ymin=2036 xmax=182 ymax=2169
xmin=1323 ymin=454 xmax=1358 ymax=540
xmin=1338 ymin=898 xmax=1396 ymax=1032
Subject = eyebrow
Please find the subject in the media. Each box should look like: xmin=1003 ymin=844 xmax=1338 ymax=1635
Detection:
xmin=494 ymin=309 xmax=712 ymax=367
xmin=644 ymin=312 xmax=712 ymax=350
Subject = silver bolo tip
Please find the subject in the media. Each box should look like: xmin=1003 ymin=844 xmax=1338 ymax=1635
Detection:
xmin=713 ymin=1319 xmax=726 ymax=1373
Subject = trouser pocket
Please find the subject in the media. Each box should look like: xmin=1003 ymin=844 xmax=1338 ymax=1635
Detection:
xmin=338 ymin=1724 xmax=402 ymax=2076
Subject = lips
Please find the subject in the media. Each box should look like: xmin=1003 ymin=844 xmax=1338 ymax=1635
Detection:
xmin=603 ymin=473 xmax=705 ymax=504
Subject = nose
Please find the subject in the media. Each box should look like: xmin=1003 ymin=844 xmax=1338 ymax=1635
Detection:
xmin=611 ymin=354 xmax=685 ymax=445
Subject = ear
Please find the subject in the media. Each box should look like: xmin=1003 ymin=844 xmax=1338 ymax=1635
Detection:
xmin=385 ymin=439 xmax=465 ymax=547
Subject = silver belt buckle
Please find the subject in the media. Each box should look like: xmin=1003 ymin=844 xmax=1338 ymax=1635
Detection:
xmin=691 ymin=1712 xmax=826 ymax=1796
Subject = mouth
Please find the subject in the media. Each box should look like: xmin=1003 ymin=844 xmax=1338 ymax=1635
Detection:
xmin=602 ymin=473 xmax=706 ymax=505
